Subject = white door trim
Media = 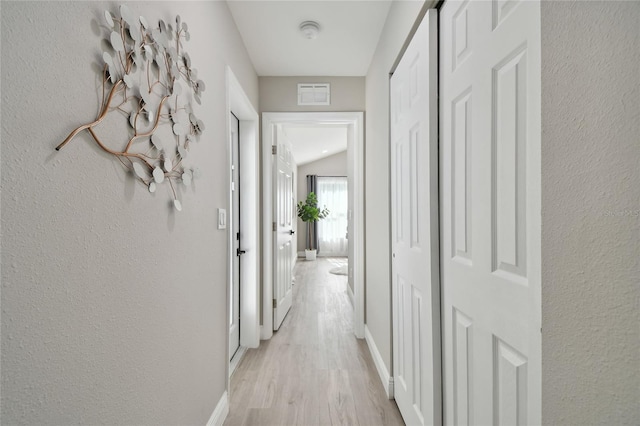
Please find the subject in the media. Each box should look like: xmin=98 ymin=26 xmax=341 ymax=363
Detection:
xmin=225 ymin=66 xmax=260 ymax=390
xmin=262 ymin=112 xmax=365 ymax=340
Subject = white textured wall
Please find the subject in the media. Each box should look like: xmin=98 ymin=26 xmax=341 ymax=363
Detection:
xmin=1 ymin=1 xmax=258 ymax=424
xmin=296 ymin=151 xmax=348 ymax=252
xmin=364 ymin=0 xmax=427 ymax=374
xmin=259 ymin=76 xmax=365 ymax=112
xmin=541 ymin=1 xmax=640 ymax=424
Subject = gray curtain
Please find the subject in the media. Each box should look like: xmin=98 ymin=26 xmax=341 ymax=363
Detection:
xmin=306 ymin=175 xmax=319 ymax=252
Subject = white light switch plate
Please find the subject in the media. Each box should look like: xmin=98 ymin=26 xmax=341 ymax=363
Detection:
xmin=218 ymin=208 xmax=227 ymax=230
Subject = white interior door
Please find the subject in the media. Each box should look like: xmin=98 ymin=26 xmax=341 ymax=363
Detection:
xmin=229 ymin=113 xmax=241 ymax=361
xmin=390 ymin=10 xmax=440 ymax=426
xmin=273 ymin=128 xmax=294 ymax=330
xmin=440 ymin=0 xmax=541 ymax=424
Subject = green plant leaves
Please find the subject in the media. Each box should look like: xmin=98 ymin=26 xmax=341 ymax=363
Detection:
xmin=297 ymin=192 xmax=330 ymax=223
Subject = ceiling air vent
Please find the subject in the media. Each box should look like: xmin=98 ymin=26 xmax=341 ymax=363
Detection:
xmin=297 ymin=83 xmax=331 ymax=106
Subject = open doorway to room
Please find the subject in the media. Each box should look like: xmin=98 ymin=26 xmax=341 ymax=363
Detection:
xmin=293 ymin=131 xmax=350 ymax=301
xmin=261 ymin=112 xmax=365 ymax=341
xmin=290 ymin=124 xmax=349 ymax=257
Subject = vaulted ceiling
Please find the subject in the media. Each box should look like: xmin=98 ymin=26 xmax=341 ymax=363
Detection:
xmin=284 ymin=124 xmax=348 ymax=165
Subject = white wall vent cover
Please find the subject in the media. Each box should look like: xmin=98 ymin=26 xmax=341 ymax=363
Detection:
xmin=298 ymin=83 xmax=331 ymax=106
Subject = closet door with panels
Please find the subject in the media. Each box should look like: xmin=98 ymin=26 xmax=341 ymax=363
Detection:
xmin=440 ymin=1 xmax=542 ymax=424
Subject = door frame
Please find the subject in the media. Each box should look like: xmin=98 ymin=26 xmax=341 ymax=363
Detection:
xmin=261 ymin=112 xmax=365 ymax=340
xmin=225 ymin=66 xmax=260 ymax=385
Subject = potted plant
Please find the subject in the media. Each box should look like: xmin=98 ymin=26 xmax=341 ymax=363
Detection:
xmin=296 ymin=192 xmax=329 ymax=260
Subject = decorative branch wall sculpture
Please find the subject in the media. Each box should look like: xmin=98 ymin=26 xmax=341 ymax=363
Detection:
xmin=57 ymin=5 xmax=206 ymax=211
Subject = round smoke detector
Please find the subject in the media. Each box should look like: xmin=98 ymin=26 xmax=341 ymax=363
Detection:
xmin=299 ymin=21 xmax=321 ymax=39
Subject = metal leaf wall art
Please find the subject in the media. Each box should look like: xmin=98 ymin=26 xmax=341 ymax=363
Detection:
xmin=56 ymin=5 xmax=206 ymax=211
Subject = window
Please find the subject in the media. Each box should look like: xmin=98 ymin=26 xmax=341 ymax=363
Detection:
xmin=317 ymin=176 xmax=348 ymax=256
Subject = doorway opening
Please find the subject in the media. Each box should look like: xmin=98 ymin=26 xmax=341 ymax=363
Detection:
xmin=262 ymin=112 xmax=365 ymax=340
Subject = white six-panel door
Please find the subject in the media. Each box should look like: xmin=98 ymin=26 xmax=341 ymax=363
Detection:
xmin=440 ymin=0 xmax=541 ymax=424
xmin=273 ymin=128 xmax=294 ymax=330
xmin=390 ymin=10 xmax=440 ymax=426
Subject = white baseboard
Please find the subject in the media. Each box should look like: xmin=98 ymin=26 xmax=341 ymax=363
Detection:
xmin=364 ymin=325 xmax=394 ymax=399
xmin=260 ymin=324 xmax=270 ymax=340
xmin=229 ymin=346 xmax=247 ymax=378
xmin=206 ymin=391 xmax=229 ymax=426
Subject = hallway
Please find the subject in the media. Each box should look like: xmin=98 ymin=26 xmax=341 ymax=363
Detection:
xmin=225 ymin=258 xmax=404 ymax=426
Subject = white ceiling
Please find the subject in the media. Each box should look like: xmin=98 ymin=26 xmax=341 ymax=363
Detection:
xmin=227 ymin=0 xmax=393 ymax=76
xmin=283 ymin=124 xmax=347 ymax=165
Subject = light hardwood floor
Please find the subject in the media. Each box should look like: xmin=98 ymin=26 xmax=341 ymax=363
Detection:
xmin=225 ymin=257 xmax=405 ymax=426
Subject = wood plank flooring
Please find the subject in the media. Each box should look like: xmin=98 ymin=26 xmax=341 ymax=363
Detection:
xmin=225 ymin=257 xmax=404 ymax=426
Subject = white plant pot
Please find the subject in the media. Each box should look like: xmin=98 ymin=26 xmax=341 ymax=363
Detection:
xmin=305 ymin=249 xmax=317 ymax=261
